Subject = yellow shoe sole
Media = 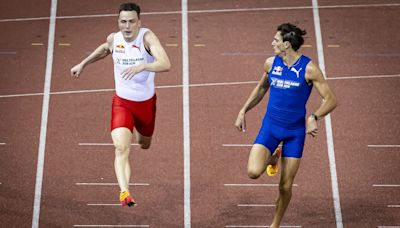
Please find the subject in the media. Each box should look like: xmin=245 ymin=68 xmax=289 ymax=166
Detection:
xmin=266 ymin=147 xmax=281 ymax=177
xmin=267 ymin=164 xmax=278 ymax=176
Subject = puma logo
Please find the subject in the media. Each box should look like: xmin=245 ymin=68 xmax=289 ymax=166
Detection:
xmin=290 ymin=67 xmax=302 ymax=78
xmin=132 ymin=44 xmax=141 ymax=52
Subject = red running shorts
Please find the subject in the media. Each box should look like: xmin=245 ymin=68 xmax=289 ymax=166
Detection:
xmin=111 ymin=94 xmax=157 ymax=137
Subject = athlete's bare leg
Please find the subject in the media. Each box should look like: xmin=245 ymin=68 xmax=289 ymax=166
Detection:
xmin=247 ymin=144 xmax=281 ymax=179
xmin=111 ymin=127 xmax=133 ymax=192
xmin=247 ymin=144 xmax=272 ymax=179
xmin=134 ymin=130 xmax=152 ymax=149
xmin=270 ymin=157 xmax=301 ymax=228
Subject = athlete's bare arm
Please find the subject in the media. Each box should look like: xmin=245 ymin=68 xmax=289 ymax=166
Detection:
xmin=121 ymin=30 xmax=171 ymax=79
xmin=143 ymin=31 xmax=171 ymax=72
xmin=234 ymin=57 xmax=274 ymax=132
xmin=70 ymin=33 xmax=114 ymax=78
xmin=305 ymin=62 xmax=338 ymax=136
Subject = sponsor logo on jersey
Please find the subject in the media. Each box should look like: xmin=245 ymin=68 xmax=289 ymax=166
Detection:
xmin=271 ymin=66 xmax=283 ymax=76
xmin=132 ymin=44 xmax=141 ymax=52
xmin=290 ymin=67 xmax=302 ymax=78
xmin=271 ymin=78 xmax=278 ymax=86
xmin=115 ymin=57 xmax=145 ymax=65
xmin=270 ymin=77 xmax=300 ymax=89
xmin=115 ymin=44 xmax=125 ymax=53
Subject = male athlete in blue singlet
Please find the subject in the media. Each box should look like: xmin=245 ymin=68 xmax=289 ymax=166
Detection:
xmin=235 ymin=23 xmax=337 ymax=228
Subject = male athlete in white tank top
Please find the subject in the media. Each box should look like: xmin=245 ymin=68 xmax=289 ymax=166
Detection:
xmin=112 ymin=28 xmax=155 ymax=101
xmin=70 ymin=2 xmax=171 ymax=207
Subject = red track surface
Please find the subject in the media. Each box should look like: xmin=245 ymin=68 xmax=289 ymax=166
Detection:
xmin=1 ymin=1 xmax=399 ymax=228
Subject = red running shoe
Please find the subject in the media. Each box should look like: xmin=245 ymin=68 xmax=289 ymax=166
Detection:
xmin=119 ymin=191 xmax=136 ymax=207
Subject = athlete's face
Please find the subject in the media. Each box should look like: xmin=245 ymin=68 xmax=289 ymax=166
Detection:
xmin=118 ymin=11 xmax=141 ymax=42
xmin=271 ymin=31 xmax=289 ymax=55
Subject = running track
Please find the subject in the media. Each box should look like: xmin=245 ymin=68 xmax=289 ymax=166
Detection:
xmin=0 ymin=0 xmax=399 ymax=227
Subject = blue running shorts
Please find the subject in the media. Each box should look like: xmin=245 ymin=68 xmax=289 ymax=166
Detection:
xmin=254 ymin=117 xmax=306 ymax=158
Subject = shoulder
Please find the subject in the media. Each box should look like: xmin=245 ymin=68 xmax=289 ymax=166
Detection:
xmin=143 ymin=29 xmax=163 ymax=50
xmin=264 ymin=56 xmax=276 ymax=73
xmin=305 ymin=61 xmax=323 ymax=81
xmin=106 ymin=33 xmax=116 ymax=49
xmin=143 ymin=29 xmax=158 ymax=42
xmin=107 ymin=33 xmax=116 ymax=43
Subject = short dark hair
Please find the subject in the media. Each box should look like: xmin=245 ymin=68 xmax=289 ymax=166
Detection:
xmin=277 ymin=23 xmax=306 ymax=51
xmin=119 ymin=2 xmax=141 ymax=18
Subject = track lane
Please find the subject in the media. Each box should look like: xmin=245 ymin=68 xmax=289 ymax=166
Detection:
xmin=319 ymin=1 xmax=400 ymax=227
xmin=188 ymin=1 xmax=337 ymax=226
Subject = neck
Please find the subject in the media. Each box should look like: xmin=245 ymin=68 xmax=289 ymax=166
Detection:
xmin=281 ymin=50 xmax=301 ymax=67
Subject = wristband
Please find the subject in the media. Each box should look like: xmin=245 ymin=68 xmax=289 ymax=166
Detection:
xmin=311 ymin=113 xmax=318 ymax=121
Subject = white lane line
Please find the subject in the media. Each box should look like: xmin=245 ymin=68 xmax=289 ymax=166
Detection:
xmin=1 ymin=73 xmax=397 ymax=97
xmin=0 ymin=16 xmax=51 ymax=22
xmin=156 ymin=84 xmax=182 ymax=89
xmin=1 ymin=74 xmax=399 ymax=99
xmin=226 ymin=226 xmax=301 ymax=228
xmin=328 ymin=74 xmax=400 ymax=80
xmin=237 ymin=204 xmax=275 ymax=207
xmin=224 ymin=184 xmax=298 ymax=187
xmin=388 ymin=205 xmax=400 ymax=208
xmin=368 ymin=145 xmax=400 ymax=148
xmin=58 ymin=11 xmax=181 ymax=20
xmin=78 ymin=143 xmax=138 ymax=146
xmin=189 ymin=81 xmax=258 ymax=87
xmin=51 ymin=88 xmax=115 ymax=95
xmin=222 ymin=144 xmax=252 ymax=147
xmin=0 ymin=92 xmax=44 ymax=98
xmin=182 ymin=1 xmax=191 ymax=227
xmin=32 ymin=1 xmax=57 ymax=228
xmin=373 ymin=184 xmax=400 ymax=187
xmin=73 ymin=225 xmax=149 ymax=228
xmin=189 ymin=6 xmax=310 ymax=14
xmin=0 ymin=11 xmax=181 ymax=22
xmin=1 ymin=3 xmax=399 ymax=22
xmin=319 ymin=3 xmax=400 ymax=9
xmin=223 ymin=144 xmax=283 ymax=147
xmin=312 ymin=1 xmax=343 ymax=228
xmin=76 ymin=183 xmax=149 ymax=186
xmin=221 ymin=52 xmax=272 ymax=56
xmin=0 ymin=143 xmax=6 ymax=145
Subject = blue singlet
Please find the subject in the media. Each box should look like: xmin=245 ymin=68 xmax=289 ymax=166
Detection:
xmin=254 ymin=55 xmax=313 ymax=158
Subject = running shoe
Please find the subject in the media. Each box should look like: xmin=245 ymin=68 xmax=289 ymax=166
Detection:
xmin=119 ymin=191 xmax=136 ymax=207
xmin=266 ymin=147 xmax=281 ymax=177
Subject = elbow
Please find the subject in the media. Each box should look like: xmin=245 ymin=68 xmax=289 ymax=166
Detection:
xmin=323 ymin=94 xmax=338 ymax=112
xmin=157 ymin=59 xmax=171 ymax=72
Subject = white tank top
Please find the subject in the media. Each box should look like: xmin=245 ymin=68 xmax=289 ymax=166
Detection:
xmin=112 ymin=28 xmax=155 ymax=101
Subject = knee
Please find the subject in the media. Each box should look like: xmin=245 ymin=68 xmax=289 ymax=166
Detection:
xmin=114 ymin=142 xmax=130 ymax=156
xmin=279 ymin=182 xmax=293 ymax=194
xmin=247 ymin=168 xmax=261 ymax=179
